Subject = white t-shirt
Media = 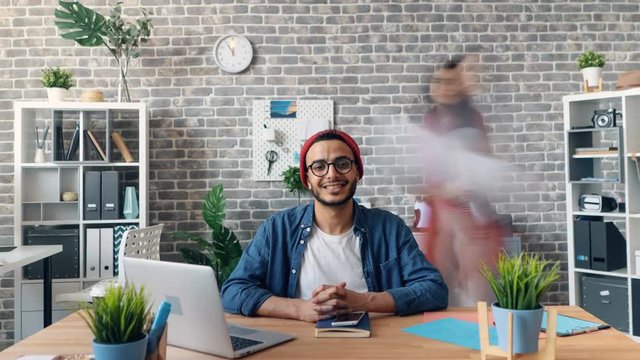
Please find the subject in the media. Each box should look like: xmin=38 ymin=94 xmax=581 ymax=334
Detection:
xmin=296 ymin=225 xmax=368 ymax=300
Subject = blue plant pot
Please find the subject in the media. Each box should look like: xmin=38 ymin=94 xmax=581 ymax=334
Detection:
xmin=492 ymin=302 xmax=543 ymax=354
xmin=93 ymin=334 xmax=148 ymax=360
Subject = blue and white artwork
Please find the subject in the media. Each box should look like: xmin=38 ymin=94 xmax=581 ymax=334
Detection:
xmin=270 ymin=100 xmax=297 ymax=118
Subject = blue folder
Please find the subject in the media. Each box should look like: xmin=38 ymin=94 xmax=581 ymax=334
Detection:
xmin=541 ymin=311 xmax=610 ymax=336
xmin=402 ymin=318 xmax=498 ymax=350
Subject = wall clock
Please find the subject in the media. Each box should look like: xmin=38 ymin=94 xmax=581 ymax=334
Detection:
xmin=213 ymin=34 xmax=254 ymax=74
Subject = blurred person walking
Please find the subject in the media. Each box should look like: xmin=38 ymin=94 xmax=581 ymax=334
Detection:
xmin=422 ymin=55 xmax=503 ymax=307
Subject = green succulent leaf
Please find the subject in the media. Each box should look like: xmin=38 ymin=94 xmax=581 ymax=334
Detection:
xmin=79 ymin=285 xmax=152 ymax=344
xmin=479 ymin=251 xmax=560 ymax=310
xmin=577 ymin=50 xmax=606 ymax=70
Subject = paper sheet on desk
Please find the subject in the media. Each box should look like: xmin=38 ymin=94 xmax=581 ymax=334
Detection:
xmin=403 ymin=318 xmax=498 ymax=350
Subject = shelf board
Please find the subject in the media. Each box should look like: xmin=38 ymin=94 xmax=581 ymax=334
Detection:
xmin=82 ymin=219 xmax=141 ymax=225
xmin=628 ymin=213 xmax=640 ymax=218
xmin=22 ymin=162 xmax=139 ymax=168
xmin=22 ymin=201 xmax=78 ymax=204
xmin=574 ymin=267 xmax=628 ymax=278
xmin=22 ymin=220 xmax=79 ymax=226
xmin=572 ymin=211 xmax=627 ymax=218
xmin=568 ymin=127 xmax=621 ymax=133
xmin=572 ymin=153 xmax=618 ymax=159
xmin=570 ymin=179 xmax=621 ymax=184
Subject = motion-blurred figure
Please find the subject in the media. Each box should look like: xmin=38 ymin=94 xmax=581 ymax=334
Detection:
xmin=422 ymin=55 xmax=504 ymax=307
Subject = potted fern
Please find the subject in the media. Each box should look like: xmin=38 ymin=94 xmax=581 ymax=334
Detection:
xmin=479 ymin=252 xmax=559 ymax=354
xmin=577 ymin=50 xmax=606 ymax=89
xmin=81 ymin=285 xmax=152 ymax=360
xmin=42 ymin=67 xmax=73 ymax=102
xmin=281 ymin=166 xmax=309 ymax=205
xmin=175 ymin=184 xmax=242 ymax=288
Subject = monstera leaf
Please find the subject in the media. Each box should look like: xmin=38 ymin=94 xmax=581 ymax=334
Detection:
xmin=54 ymin=0 xmax=107 ymax=47
xmin=176 ymin=184 xmax=242 ymax=288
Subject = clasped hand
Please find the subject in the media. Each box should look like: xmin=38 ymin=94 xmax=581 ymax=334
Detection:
xmin=298 ymin=282 xmax=364 ymax=323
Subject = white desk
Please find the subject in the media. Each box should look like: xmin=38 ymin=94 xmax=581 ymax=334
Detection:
xmin=0 ymin=245 xmax=63 ymax=328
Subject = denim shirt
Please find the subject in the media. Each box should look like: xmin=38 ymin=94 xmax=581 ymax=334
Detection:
xmin=221 ymin=201 xmax=448 ymax=316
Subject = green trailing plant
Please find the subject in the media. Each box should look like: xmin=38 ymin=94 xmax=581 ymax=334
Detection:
xmin=41 ymin=67 xmax=73 ymax=90
xmin=577 ymin=50 xmax=606 ymax=69
xmin=479 ymin=251 xmax=560 ymax=311
xmin=281 ymin=166 xmax=309 ymax=204
xmin=175 ymin=184 xmax=242 ymax=288
xmin=54 ymin=1 xmax=153 ymax=101
xmin=80 ymin=285 xmax=152 ymax=344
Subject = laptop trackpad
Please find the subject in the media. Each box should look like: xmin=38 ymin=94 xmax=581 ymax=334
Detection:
xmin=229 ymin=325 xmax=259 ymax=336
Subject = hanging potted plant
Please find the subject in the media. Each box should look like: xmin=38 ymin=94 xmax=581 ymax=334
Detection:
xmin=81 ymin=285 xmax=152 ymax=360
xmin=479 ymin=251 xmax=559 ymax=354
xmin=281 ymin=166 xmax=309 ymax=205
xmin=577 ymin=50 xmax=606 ymax=89
xmin=41 ymin=67 xmax=73 ymax=102
xmin=54 ymin=1 xmax=152 ymax=102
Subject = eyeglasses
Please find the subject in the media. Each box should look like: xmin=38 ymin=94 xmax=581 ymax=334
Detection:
xmin=307 ymin=157 xmax=355 ymax=177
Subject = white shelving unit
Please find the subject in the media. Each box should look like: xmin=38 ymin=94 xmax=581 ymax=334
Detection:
xmin=563 ymin=89 xmax=640 ymax=339
xmin=13 ymin=102 xmax=148 ymax=339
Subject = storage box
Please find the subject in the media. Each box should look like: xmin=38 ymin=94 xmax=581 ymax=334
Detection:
xmin=581 ymin=275 xmax=629 ymax=332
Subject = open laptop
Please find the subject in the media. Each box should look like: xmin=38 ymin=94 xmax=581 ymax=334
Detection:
xmin=123 ymin=257 xmax=294 ymax=358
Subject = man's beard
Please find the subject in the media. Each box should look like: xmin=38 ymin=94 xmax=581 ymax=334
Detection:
xmin=310 ymin=180 xmax=357 ymax=207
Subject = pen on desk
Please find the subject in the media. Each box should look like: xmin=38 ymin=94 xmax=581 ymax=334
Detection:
xmin=569 ymin=326 xmax=600 ymax=335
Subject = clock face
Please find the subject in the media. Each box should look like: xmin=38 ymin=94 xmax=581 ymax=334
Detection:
xmin=214 ymin=35 xmax=253 ymax=74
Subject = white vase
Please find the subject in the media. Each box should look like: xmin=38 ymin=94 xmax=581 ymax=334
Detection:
xmin=46 ymin=87 xmax=69 ymax=102
xmin=34 ymin=148 xmax=46 ymax=163
xmin=123 ymin=186 xmax=139 ymax=219
xmin=582 ymin=67 xmax=602 ymax=88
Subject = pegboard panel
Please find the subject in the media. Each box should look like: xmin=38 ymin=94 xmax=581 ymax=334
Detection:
xmin=253 ymin=100 xmax=333 ymax=181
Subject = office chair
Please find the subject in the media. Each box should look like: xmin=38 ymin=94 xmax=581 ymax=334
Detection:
xmin=55 ymin=224 xmax=164 ymax=303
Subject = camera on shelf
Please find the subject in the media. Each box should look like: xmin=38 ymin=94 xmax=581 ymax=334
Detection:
xmin=591 ymin=108 xmax=622 ymax=128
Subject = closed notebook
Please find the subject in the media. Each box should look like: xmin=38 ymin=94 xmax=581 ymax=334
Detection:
xmin=315 ymin=312 xmax=371 ymax=338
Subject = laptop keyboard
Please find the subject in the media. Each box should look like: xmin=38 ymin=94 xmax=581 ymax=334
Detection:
xmin=230 ymin=335 xmax=263 ymax=351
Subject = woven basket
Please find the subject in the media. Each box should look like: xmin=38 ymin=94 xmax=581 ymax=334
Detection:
xmin=80 ymin=90 xmax=104 ymax=102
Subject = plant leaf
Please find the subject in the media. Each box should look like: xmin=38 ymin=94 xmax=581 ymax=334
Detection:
xmin=54 ymin=0 xmax=107 ymax=47
xmin=203 ymin=185 xmax=225 ymax=228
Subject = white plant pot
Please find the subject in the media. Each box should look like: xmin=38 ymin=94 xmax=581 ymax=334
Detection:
xmin=46 ymin=87 xmax=69 ymax=102
xmin=582 ymin=67 xmax=602 ymax=88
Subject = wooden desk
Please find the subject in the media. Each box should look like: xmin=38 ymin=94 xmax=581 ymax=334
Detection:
xmin=0 ymin=245 xmax=63 ymax=328
xmin=1 ymin=306 xmax=638 ymax=359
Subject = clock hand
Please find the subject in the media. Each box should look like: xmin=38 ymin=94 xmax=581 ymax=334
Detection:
xmin=227 ymin=37 xmax=237 ymax=56
xmin=227 ymin=42 xmax=235 ymax=56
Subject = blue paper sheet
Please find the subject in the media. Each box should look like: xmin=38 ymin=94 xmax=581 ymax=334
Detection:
xmin=542 ymin=311 xmax=609 ymax=336
xmin=402 ymin=318 xmax=498 ymax=350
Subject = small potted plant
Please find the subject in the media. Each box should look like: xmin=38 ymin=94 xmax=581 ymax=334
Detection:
xmin=577 ymin=50 xmax=606 ymax=89
xmin=81 ymin=285 xmax=152 ymax=360
xmin=479 ymin=252 xmax=559 ymax=354
xmin=41 ymin=66 xmax=73 ymax=102
xmin=281 ymin=166 xmax=309 ymax=205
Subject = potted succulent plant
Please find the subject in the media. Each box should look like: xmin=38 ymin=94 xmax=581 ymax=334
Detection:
xmin=41 ymin=67 xmax=73 ymax=102
xmin=174 ymin=184 xmax=242 ymax=288
xmin=577 ymin=50 xmax=606 ymax=89
xmin=479 ymin=251 xmax=559 ymax=354
xmin=281 ymin=166 xmax=309 ymax=205
xmin=81 ymin=285 xmax=152 ymax=360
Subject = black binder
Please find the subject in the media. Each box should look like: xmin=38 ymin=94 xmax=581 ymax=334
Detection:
xmin=84 ymin=171 xmax=101 ymax=220
xmin=101 ymin=171 xmax=120 ymax=220
xmin=65 ymin=122 xmax=80 ymax=161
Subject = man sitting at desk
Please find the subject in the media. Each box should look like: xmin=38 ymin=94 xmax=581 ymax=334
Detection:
xmin=221 ymin=130 xmax=448 ymax=322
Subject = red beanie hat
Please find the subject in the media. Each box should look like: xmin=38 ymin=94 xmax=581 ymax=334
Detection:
xmin=299 ymin=129 xmax=364 ymax=187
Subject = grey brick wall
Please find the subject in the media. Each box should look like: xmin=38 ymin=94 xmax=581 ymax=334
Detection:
xmin=1 ymin=0 xmax=638 ymax=346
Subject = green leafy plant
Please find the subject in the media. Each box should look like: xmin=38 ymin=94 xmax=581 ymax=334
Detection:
xmin=281 ymin=166 xmax=309 ymax=204
xmin=41 ymin=67 xmax=73 ymax=90
xmin=54 ymin=1 xmax=153 ymax=101
xmin=577 ymin=50 xmax=606 ymax=69
xmin=81 ymin=285 xmax=152 ymax=344
xmin=479 ymin=251 xmax=560 ymax=310
xmin=175 ymin=185 xmax=242 ymax=288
